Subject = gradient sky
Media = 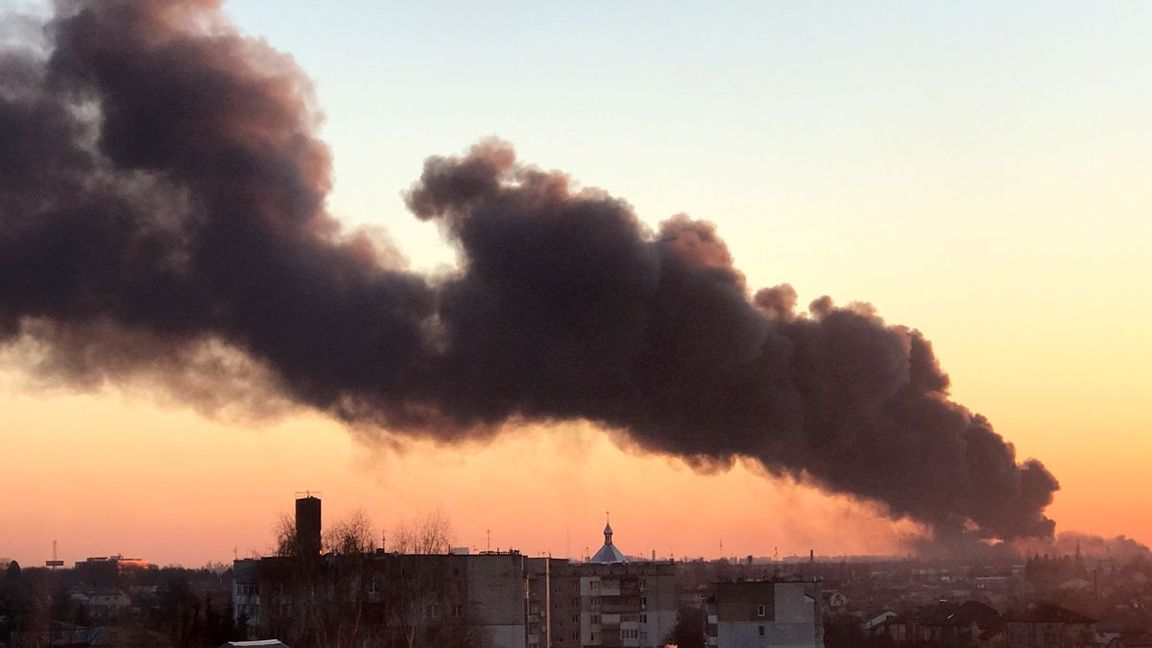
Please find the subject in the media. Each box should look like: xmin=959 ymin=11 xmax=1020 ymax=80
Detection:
xmin=1 ymin=1 xmax=1150 ymax=567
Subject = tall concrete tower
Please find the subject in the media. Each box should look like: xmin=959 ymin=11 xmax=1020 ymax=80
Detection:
xmin=295 ymin=495 xmax=322 ymax=558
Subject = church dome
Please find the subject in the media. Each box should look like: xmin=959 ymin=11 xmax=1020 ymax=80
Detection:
xmin=590 ymin=517 xmax=628 ymax=564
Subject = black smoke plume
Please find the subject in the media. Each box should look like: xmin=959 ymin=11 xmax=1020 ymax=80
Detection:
xmin=0 ymin=0 xmax=1058 ymax=543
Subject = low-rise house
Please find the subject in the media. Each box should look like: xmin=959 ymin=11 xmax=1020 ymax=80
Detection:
xmin=88 ymin=591 xmax=132 ymax=621
xmin=821 ymin=591 xmax=848 ymax=611
xmin=861 ymin=610 xmax=897 ymax=633
xmin=1005 ymin=603 xmax=1097 ymax=648
xmin=872 ymin=600 xmax=1002 ymax=647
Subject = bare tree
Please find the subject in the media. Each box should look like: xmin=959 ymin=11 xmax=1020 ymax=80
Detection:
xmin=388 ymin=510 xmax=453 ymax=555
xmin=324 ymin=508 xmax=377 ymax=555
xmin=272 ymin=512 xmax=299 ymax=557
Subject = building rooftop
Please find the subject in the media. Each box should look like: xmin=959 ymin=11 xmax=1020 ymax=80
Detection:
xmin=1008 ymin=603 xmax=1097 ymax=625
xmin=589 ymin=518 xmax=628 ymax=564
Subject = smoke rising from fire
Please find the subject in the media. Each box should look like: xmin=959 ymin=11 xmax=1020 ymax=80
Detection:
xmin=0 ymin=0 xmax=1058 ymax=543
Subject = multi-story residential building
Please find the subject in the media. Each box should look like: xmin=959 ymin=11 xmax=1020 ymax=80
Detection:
xmin=73 ymin=555 xmax=151 ymax=591
xmin=550 ymin=522 xmax=678 ymax=648
xmin=526 ymin=556 xmax=558 ymax=648
xmin=234 ymin=497 xmax=529 ymax=648
xmin=236 ymin=549 xmax=530 ymax=648
xmin=233 ymin=499 xmax=678 ymax=648
xmin=712 ymin=580 xmax=824 ymax=648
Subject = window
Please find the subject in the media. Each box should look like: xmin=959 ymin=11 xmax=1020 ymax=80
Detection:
xmin=591 ymin=615 xmax=600 ymax=624
xmin=640 ymin=597 xmax=647 ymax=609
xmin=640 ymin=614 xmax=647 ymax=623
xmin=758 ymin=626 xmax=765 ymax=636
xmin=757 ymin=604 xmax=766 ymax=617
xmin=451 ymin=604 xmax=463 ymax=618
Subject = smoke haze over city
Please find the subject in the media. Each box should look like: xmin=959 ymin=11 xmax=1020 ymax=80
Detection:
xmin=1 ymin=0 xmax=1149 ymax=569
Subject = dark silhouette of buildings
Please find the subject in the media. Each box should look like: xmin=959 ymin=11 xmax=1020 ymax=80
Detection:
xmin=294 ymin=496 xmax=322 ymax=559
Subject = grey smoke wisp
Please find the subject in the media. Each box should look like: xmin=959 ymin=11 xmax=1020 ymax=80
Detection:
xmin=0 ymin=0 xmax=1058 ymax=543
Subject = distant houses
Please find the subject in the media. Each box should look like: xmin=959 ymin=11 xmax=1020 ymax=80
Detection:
xmin=867 ymin=599 xmax=1113 ymax=648
xmin=1005 ymin=603 xmax=1099 ymax=648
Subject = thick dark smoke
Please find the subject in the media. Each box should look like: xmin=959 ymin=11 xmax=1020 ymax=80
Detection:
xmin=1 ymin=0 xmax=1058 ymax=543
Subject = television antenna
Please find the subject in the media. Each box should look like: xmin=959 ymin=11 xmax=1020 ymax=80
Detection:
xmin=45 ymin=540 xmax=64 ymax=569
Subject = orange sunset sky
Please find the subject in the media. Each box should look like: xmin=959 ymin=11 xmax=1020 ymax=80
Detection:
xmin=1 ymin=1 xmax=1150 ymax=567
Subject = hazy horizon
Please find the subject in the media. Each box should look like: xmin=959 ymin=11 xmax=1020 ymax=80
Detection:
xmin=2 ymin=0 xmax=1149 ymax=568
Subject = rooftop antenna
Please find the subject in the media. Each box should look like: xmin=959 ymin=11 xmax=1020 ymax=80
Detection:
xmin=487 ymin=529 xmax=491 ymax=552
xmin=46 ymin=540 xmax=63 ymax=570
xmin=720 ymin=539 xmax=724 ymax=558
xmin=294 ymin=490 xmax=322 ymax=498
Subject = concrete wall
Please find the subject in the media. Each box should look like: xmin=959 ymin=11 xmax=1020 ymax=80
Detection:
xmin=467 ymin=553 xmax=528 ymax=648
xmin=569 ymin=561 xmax=677 ymax=648
xmin=772 ymin=583 xmax=815 ymax=625
xmin=714 ymin=582 xmax=823 ymax=648
xmin=552 ymin=564 xmax=582 ymax=648
xmin=232 ymin=559 xmax=261 ymax=628
xmin=526 ymin=557 xmax=554 ymax=648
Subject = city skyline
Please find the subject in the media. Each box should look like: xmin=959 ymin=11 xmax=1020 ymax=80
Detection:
xmin=1 ymin=1 xmax=1150 ymax=568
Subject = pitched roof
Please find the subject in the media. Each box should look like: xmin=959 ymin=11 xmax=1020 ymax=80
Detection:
xmin=590 ymin=543 xmax=628 ymax=564
xmin=589 ymin=518 xmax=628 ymax=564
xmin=1008 ymin=603 xmax=1096 ymax=625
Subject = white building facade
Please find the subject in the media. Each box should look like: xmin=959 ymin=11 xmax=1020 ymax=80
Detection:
xmin=713 ymin=581 xmax=824 ymax=648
